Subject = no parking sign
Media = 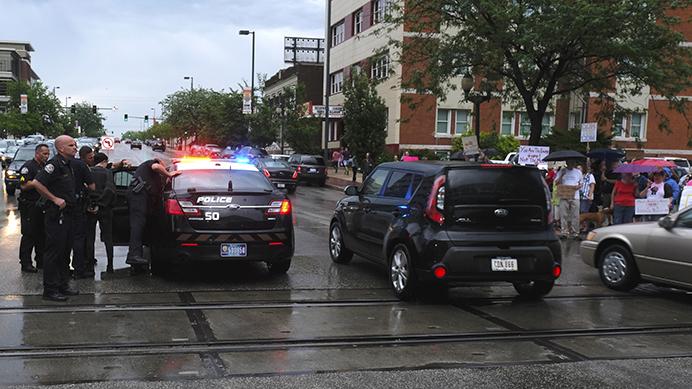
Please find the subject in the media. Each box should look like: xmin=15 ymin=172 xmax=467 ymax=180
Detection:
xmin=101 ymin=137 xmax=115 ymax=150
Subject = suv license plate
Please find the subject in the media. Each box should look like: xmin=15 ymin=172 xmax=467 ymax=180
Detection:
xmin=220 ymin=243 xmax=247 ymax=257
xmin=491 ymin=257 xmax=518 ymax=271
xmin=277 ymin=183 xmax=286 ymax=188
xmin=309 ymin=168 xmax=317 ymax=173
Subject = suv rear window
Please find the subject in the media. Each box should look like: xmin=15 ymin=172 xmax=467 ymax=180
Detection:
xmin=446 ymin=168 xmax=546 ymax=206
xmin=174 ymin=170 xmax=273 ymax=192
xmin=301 ymin=156 xmax=325 ymax=165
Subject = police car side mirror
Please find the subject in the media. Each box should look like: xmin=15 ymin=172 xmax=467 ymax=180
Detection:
xmin=344 ymin=185 xmax=359 ymax=196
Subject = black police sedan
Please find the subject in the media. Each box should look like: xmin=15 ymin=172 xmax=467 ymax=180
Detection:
xmin=111 ymin=158 xmax=294 ymax=274
xmin=5 ymin=145 xmax=56 ymax=196
xmin=253 ymin=158 xmax=298 ymax=193
xmin=328 ymin=161 xmax=562 ymax=300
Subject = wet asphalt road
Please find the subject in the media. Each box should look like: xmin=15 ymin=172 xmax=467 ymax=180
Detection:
xmin=1 ymin=144 xmax=692 ymax=388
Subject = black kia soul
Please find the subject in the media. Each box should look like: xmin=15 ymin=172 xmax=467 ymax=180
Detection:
xmin=329 ymin=161 xmax=561 ymax=300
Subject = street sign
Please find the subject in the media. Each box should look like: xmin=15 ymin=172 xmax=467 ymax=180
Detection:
xmin=518 ymin=145 xmax=550 ymax=166
xmin=284 ymin=37 xmax=325 ymax=64
xmin=101 ymin=136 xmax=115 ymax=150
xmin=20 ymin=94 xmax=28 ymax=114
xmin=462 ymin=136 xmax=479 ymax=155
xmin=311 ymin=105 xmax=343 ymax=118
xmin=580 ymin=122 xmax=598 ymax=143
xmin=242 ymin=88 xmax=252 ymax=115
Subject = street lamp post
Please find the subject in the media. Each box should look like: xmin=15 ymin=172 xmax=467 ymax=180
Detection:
xmin=461 ymin=72 xmax=492 ymax=145
xmin=52 ymin=86 xmax=60 ymax=95
xmin=183 ymin=76 xmax=194 ymax=91
xmin=65 ymin=96 xmax=71 ymax=109
xmin=150 ymin=107 xmax=156 ymax=124
xmin=238 ymin=30 xmax=256 ymax=114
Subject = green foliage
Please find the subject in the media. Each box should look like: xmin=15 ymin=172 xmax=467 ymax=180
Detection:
xmin=285 ymin=117 xmax=322 ymax=154
xmin=342 ymin=72 xmax=388 ymax=165
xmin=540 ymin=127 xmax=613 ymax=153
xmin=248 ymin=101 xmax=278 ymax=147
xmin=70 ymin=102 xmax=105 ymax=137
xmin=0 ymin=81 xmax=71 ymax=138
xmin=451 ymin=132 xmax=520 ymax=158
xmin=390 ymin=0 xmax=692 ymax=145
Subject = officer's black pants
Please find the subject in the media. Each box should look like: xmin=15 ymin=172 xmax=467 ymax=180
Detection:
xmin=43 ymin=207 xmax=74 ymax=293
xmin=19 ymin=201 xmax=44 ymax=267
xmin=127 ymin=190 xmax=148 ymax=259
xmin=72 ymin=206 xmax=89 ymax=275
xmin=86 ymin=208 xmax=114 ymax=269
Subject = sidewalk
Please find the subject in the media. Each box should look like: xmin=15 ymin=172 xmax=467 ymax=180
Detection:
xmin=325 ymin=169 xmax=364 ymax=192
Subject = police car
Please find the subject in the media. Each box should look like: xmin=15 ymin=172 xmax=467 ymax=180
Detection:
xmin=111 ymin=157 xmax=294 ymax=274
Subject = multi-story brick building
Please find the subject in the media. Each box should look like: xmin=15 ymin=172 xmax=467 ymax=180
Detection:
xmin=323 ymin=2 xmax=692 ymax=159
xmin=0 ymin=41 xmax=39 ymax=111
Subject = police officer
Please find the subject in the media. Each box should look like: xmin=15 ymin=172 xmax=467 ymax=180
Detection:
xmin=72 ymin=146 xmax=96 ymax=279
xmin=126 ymin=159 xmax=181 ymax=267
xmin=86 ymin=152 xmax=117 ymax=273
xmin=32 ymin=135 xmax=81 ymax=301
xmin=18 ymin=143 xmax=50 ymax=273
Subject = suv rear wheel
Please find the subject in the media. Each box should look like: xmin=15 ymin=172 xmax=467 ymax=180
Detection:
xmin=389 ymin=244 xmax=417 ymax=301
xmin=329 ymin=222 xmax=353 ymax=263
xmin=512 ymin=280 xmax=554 ymax=298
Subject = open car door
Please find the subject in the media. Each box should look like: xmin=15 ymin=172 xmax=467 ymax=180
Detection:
xmin=111 ymin=167 xmax=136 ymax=245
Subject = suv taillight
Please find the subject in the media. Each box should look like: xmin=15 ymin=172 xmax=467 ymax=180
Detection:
xmin=263 ymin=168 xmax=271 ymax=178
xmin=426 ymin=176 xmax=446 ymax=225
xmin=291 ymin=170 xmax=298 ymax=179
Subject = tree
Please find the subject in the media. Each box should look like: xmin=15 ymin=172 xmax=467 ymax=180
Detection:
xmin=285 ymin=117 xmax=322 ymax=154
xmin=248 ymin=100 xmax=278 ymax=147
xmin=0 ymin=81 xmax=69 ymax=138
xmin=391 ymin=0 xmax=692 ymax=145
xmin=342 ymin=72 xmax=388 ymax=165
xmin=70 ymin=102 xmax=105 ymax=137
xmin=541 ymin=127 xmax=613 ymax=153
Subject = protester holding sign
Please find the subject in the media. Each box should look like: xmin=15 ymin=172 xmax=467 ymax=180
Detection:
xmin=579 ymin=165 xmax=596 ymax=213
xmin=639 ymin=171 xmax=673 ymax=221
xmin=612 ymin=173 xmax=637 ymax=224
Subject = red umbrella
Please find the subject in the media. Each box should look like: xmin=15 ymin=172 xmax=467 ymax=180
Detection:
xmin=630 ymin=159 xmax=677 ymax=168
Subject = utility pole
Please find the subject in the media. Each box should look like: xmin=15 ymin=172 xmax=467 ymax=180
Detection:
xmin=324 ymin=0 xmax=332 ymax=159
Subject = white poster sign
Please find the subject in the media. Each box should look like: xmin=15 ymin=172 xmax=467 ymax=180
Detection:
xmin=680 ymin=186 xmax=692 ymax=209
xmin=462 ymin=136 xmax=479 ymax=155
xmin=242 ymin=88 xmax=252 ymax=114
xmin=20 ymin=94 xmax=28 ymax=114
xmin=635 ymin=199 xmax=671 ymax=215
xmin=518 ymin=146 xmax=550 ymax=166
xmin=312 ymin=105 xmax=344 ymax=118
xmin=101 ymin=137 xmax=115 ymax=150
xmin=580 ymin=122 xmax=598 ymax=143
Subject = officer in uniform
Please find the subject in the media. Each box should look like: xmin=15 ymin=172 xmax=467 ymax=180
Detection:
xmin=18 ymin=143 xmax=51 ymax=273
xmin=32 ymin=135 xmax=81 ymax=301
xmin=126 ymin=158 xmax=180 ymax=267
xmin=72 ymin=146 xmax=96 ymax=279
xmin=86 ymin=152 xmax=117 ymax=273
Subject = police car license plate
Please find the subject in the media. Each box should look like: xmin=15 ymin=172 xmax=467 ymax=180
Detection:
xmin=491 ymin=257 xmax=518 ymax=271
xmin=220 ymin=243 xmax=247 ymax=257
xmin=309 ymin=168 xmax=317 ymax=173
xmin=277 ymin=183 xmax=286 ymax=188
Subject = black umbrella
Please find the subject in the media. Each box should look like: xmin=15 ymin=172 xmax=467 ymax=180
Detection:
xmin=543 ymin=150 xmax=587 ymax=161
xmin=586 ymin=148 xmax=625 ymax=161
xmin=450 ymin=151 xmax=466 ymax=160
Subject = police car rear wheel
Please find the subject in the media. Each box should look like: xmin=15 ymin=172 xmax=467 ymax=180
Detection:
xmin=267 ymin=258 xmax=291 ymax=275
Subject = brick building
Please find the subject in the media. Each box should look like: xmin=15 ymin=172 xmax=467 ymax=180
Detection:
xmin=324 ymin=2 xmax=692 ymax=159
xmin=264 ymin=63 xmax=323 ymax=107
xmin=0 ymin=41 xmax=39 ymax=111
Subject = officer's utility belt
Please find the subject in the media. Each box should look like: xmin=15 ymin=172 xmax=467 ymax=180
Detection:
xmin=130 ymin=177 xmax=151 ymax=194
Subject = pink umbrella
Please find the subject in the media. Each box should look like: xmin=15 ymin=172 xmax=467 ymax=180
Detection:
xmin=614 ymin=164 xmax=660 ymax=174
xmin=630 ymin=159 xmax=677 ymax=168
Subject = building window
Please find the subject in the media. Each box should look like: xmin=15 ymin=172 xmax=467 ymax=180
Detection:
xmin=329 ymin=121 xmax=339 ymax=141
xmin=0 ymin=81 xmax=7 ymax=96
xmin=569 ymin=112 xmax=581 ymax=129
xmin=371 ymin=55 xmax=390 ymax=80
xmin=542 ymin=114 xmax=554 ymax=135
xmin=519 ymin=112 xmax=531 ymax=137
xmin=501 ymin=111 xmax=515 ymax=135
xmin=436 ymin=109 xmax=450 ymax=135
xmin=613 ymin=113 xmax=625 ymax=137
xmin=332 ymin=21 xmax=345 ymax=46
xmin=354 ymin=10 xmax=363 ymax=34
xmin=0 ymin=54 xmax=11 ymax=72
xmin=372 ymin=0 xmax=389 ymax=24
xmin=330 ymin=71 xmax=343 ymax=94
xmin=455 ymin=110 xmax=470 ymax=134
xmin=631 ymin=113 xmax=645 ymax=138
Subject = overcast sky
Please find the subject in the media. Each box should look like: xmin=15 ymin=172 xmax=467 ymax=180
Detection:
xmin=1 ymin=0 xmax=325 ymax=136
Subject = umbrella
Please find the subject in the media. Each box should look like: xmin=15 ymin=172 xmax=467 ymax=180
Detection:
xmin=587 ymin=148 xmax=625 ymax=161
xmin=631 ymin=159 xmax=677 ymax=168
xmin=450 ymin=151 xmax=465 ymax=160
xmin=543 ymin=150 xmax=587 ymax=161
xmin=614 ymin=164 xmax=661 ymax=174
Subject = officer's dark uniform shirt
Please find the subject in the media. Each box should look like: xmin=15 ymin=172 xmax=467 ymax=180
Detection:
xmin=35 ymin=154 xmax=78 ymax=206
xmin=19 ymin=159 xmax=43 ymax=202
xmin=71 ymin=159 xmax=94 ymax=199
xmin=133 ymin=159 xmax=163 ymax=195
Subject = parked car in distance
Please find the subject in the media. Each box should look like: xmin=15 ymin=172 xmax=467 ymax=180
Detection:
xmin=130 ymin=140 xmax=142 ymax=150
xmin=644 ymin=157 xmax=691 ymax=173
xmin=288 ymin=154 xmax=328 ymax=186
xmin=235 ymin=146 xmax=269 ymax=160
xmin=204 ymin=144 xmax=223 ymax=157
xmin=271 ymin=154 xmax=290 ymax=162
xmin=152 ymin=139 xmax=166 ymax=152
xmin=253 ymin=157 xmax=298 ymax=193
xmin=5 ymin=144 xmax=56 ymax=195
xmin=0 ymin=140 xmax=19 ymax=169
xmin=329 ymin=161 xmax=562 ymax=300
xmin=114 ymin=137 xmax=121 ymax=143
xmin=2 ymin=145 xmax=20 ymax=170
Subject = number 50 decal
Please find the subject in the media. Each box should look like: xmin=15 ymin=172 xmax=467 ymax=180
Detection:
xmin=204 ymin=212 xmax=220 ymax=221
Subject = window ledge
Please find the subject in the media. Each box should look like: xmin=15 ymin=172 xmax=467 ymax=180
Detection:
xmin=434 ymin=134 xmax=453 ymax=138
xmin=613 ymin=136 xmax=646 ymax=142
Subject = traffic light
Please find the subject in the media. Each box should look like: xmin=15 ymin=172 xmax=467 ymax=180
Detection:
xmin=92 ymin=105 xmax=97 ymax=113
xmin=124 ymin=114 xmax=128 ymax=122
xmin=144 ymin=115 xmax=149 ymax=122
xmin=70 ymin=105 xmax=76 ymax=114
